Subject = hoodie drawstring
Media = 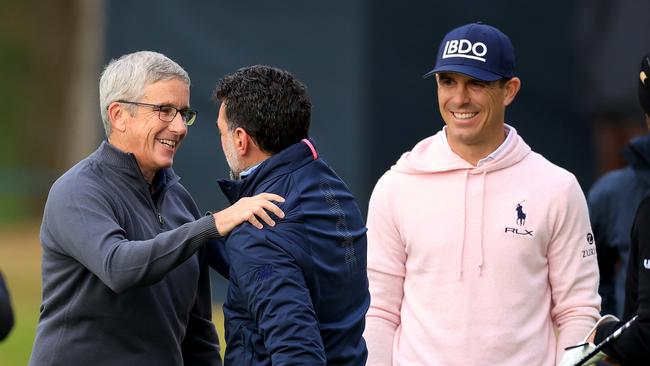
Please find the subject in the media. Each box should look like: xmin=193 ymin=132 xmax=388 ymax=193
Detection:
xmin=477 ymin=171 xmax=486 ymax=276
xmin=457 ymin=170 xmax=470 ymax=280
xmin=458 ymin=169 xmax=487 ymax=279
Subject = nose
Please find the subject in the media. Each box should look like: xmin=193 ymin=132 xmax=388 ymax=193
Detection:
xmin=451 ymin=84 xmax=470 ymax=107
xmin=168 ymin=112 xmax=188 ymax=134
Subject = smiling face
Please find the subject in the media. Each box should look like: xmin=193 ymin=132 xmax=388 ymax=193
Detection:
xmin=109 ymin=78 xmax=189 ymax=182
xmin=436 ymin=72 xmax=520 ymax=161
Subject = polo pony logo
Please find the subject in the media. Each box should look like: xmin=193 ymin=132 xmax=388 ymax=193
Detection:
xmin=516 ymin=202 xmax=526 ymax=226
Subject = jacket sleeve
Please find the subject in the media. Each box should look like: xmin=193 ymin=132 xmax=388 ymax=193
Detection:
xmin=594 ymin=196 xmax=650 ymax=362
xmin=0 ymin=271 xmax=14 ymax=341
xmin=207 ymin=236 xmax=230 ymax=280
xmin=548 ymin=175 xmax=601 ymax=364
xmin=364 ymin=173 xmax=405 ymax=365
xmin=181 ymin=245 xmax=222 ymax=365
xmin=229 ymin=227 xmax=326 ymax=365
xmin=42 ymin=180 xmax=221 ymax=294
xmin=587 ymin=179 xmax=620 ymax=315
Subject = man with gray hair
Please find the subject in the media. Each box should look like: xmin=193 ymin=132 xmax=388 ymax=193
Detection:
xmin=29 ymin=51 xmax=284 ymax=365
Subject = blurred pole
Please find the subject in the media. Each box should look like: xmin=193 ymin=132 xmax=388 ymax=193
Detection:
xmin=63 ymin=0 xmax=104 ymax=167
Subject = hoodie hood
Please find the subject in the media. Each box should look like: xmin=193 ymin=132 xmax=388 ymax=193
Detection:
xmin=624 ymin=133 xmax=650 ymax=169
xmin=393 ymin=124 xmax=531 ymax=174
xmin=624 ymin=133 xmax=650 ymax=185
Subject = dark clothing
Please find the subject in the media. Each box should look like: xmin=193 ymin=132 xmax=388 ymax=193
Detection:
xmin=30 ymin=141 xmax=221 ymax=366
xmin=595 ymin=194 xmax=650 ymax=364
xmin=588 ymin=133 xmax=650 ymax=316
xmin=214 ymin=139 xmax=369 ymax=365
xmin=0 ymin=271 xmax=14 ymax=340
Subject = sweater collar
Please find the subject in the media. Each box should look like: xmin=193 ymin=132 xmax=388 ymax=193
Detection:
xmin=218 ymin=138 xmax=318 ymax=203
xmin=94 ymin=140 xmax=179 ymax=188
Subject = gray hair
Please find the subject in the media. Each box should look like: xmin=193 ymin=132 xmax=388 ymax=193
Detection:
xmin=99 ymin=51 xmax=190 ymax=136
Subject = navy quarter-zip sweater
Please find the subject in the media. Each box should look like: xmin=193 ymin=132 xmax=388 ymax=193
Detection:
xmin=215 ymin=139 xmax=369 ymax=365
xmin=30 ymin=141 xmax=221 ymax=365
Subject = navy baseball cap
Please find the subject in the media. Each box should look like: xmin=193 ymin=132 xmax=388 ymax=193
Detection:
xmin=639 ymin=53 xmax=650 ymax=116
xmin=423 ymin=22 xmax=515 ymax=82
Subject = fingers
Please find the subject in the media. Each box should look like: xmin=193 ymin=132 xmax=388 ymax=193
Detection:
xmin=252 ymin=208 xmax=275 ymax=228
xmin=247 ymin=213 xmax=264 ymax=229
xmin=260 ymin=199 xmax=285 ymax=219
xmin=254 ymin=192 xmax=285 ymax=203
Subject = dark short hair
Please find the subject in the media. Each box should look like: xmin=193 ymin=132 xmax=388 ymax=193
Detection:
xmin=213 ymin=65 xmax=311 ymax=154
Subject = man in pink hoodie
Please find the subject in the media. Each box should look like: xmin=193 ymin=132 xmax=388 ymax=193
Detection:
xmin=364 ymin=22 xmax=601 ymax=366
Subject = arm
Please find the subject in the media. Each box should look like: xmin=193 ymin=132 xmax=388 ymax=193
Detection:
xmin=0 ymin=271 xmax=14 ymax=341
xmin=364 ymin=174 xmax=406 ymax=365
xmin=231 ymin=228 xmax=326 ymax=364
xmin=587 ymin=181 xmax=620 ymax=315
xmin=594 ymin=196 xmax=650 ymax=363
xmin=43 ymin=181 xmax=282 ymax=293
xmin=181 ymin=245 xmax=222 ymax=365
xmin=548 ymin=177 xmax=601 ymax=364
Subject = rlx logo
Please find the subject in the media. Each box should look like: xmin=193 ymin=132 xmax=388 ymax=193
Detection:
xmin=504 ymin=227 xmax=534 ymax=236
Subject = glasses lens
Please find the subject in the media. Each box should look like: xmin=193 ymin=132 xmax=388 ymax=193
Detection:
xmin=158 ymin=106 xmax=176 ymax=122
xmin=182 ymin=110 xmax=197 ymax=126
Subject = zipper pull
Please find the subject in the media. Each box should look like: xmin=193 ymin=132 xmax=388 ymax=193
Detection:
xmin=157 ymin=212 xmax=164 ymax=226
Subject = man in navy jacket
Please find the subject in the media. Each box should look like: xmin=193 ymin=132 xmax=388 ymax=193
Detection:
xmin=211 ymin=65 xmax=369 ymax=365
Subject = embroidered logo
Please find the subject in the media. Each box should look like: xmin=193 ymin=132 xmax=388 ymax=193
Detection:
xmin=587 ymin=233 xmax=594 ymax=245
xmin=505 ymin=201 xmax=533 ymax=237
xmin=644 ymin=259 xmax=650 ymax=270
xmin=320 ymin=180 xmax=358 ymax=273
xmin=582 ymin=233 xmax=597 ymax=258
xmin=516 ymin=203 xmax=527 ymax=226
xmin=256 ymin=264 xmax=273 ymax=282
xmin=442 ymin=39 xmax=488 ymax=62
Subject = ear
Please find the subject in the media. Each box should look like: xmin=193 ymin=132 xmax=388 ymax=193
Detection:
xmin=232 ymin=127 xmax=251 ymax=156
xmin=107 ymin=102 xmax=128 ymax=133
xmin=503 ymin=77 xmax=521 ymax=107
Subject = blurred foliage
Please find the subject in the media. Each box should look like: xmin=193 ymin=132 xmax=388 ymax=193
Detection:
xmin=0 ymin=0 xmax=77 ymax=224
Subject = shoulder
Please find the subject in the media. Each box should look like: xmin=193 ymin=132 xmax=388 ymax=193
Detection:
xmin=588 ymin=167 xmax=634 ymax=199
xmin=521 ymin=152 xmax=583 ymax=190
xmin=48 ymin=158 xmax=109 ymax=203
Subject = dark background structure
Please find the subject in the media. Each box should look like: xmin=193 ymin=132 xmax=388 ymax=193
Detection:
xmin=1 ymin=0 xmax=649 ymax=364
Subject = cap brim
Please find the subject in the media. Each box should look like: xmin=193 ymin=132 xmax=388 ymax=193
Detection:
xmin=423 ymin=65 xmax=503 ymax=82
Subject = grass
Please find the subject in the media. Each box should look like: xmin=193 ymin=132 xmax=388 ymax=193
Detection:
xmin=0 ymin=221 xmax=227 ymax=365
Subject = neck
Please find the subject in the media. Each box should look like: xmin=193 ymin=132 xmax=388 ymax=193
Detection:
xmin=107 ymin=136 xmax=155 ymax=184
xmin=447 ymin=131 xmax=507 ymax=166
xmin=242 ymin=151 xmax=272 ymax=171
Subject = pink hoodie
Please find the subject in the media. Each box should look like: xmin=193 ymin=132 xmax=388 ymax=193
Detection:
xmin=364 ymin=126 xmax=600 ymax=366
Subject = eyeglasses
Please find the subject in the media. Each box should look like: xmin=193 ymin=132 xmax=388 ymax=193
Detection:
xmin=116 ymin=100 xmax=197 ymax=126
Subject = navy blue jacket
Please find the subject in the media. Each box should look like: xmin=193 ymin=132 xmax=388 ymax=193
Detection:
xmin=214 ymin=139 xmax=369 ymax=365
xmin=588 ymin=133 xmax=650 ymax=317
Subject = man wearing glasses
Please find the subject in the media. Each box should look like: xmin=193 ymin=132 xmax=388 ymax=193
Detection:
xmin=29 ymin=51 xmax=283 ymax=365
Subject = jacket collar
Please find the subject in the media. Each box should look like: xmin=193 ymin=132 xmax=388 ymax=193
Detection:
xmin=218 ymin=138 xmax=318 ymax=203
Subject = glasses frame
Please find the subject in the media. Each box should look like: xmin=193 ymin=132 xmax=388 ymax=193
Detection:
xmin=115 ymin=100 xmax=197 ymax=126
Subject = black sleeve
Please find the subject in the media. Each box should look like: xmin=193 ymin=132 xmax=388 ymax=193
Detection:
xmin=594 ymin=197 xmax=650 ymax=363
xmin=0 ymin=271 xmax=14 ymax=340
